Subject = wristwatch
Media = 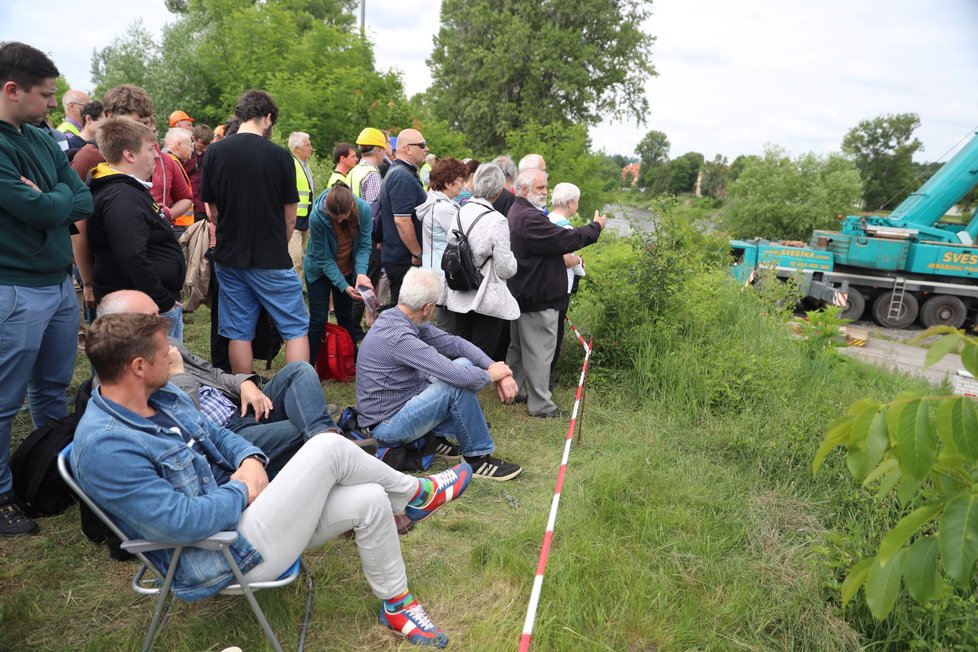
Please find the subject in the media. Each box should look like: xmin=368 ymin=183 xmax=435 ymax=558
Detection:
xmin=413 ymin=250 xmax=422 ymax=258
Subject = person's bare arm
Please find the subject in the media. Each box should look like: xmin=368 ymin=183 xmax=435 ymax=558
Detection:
xmin=394 ymin=214 xmax=422 ymax=264
xmin=284 ymin=203 xmax=297 ymax=243
xmin=71 ymin=219 xmax=96 ymax=309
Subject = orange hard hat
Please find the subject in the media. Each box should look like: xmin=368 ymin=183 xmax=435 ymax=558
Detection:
xmin=169 ymin=110 xmax=194 ymax=127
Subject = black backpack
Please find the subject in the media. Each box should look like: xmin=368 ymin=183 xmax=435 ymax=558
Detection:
xmin=252 ymin=307 xmax=283 ymax=370
xmin=442 ymin=209 xmax=493 ymax=292
xmin=10 ymin=379 xmax=93 ymax=517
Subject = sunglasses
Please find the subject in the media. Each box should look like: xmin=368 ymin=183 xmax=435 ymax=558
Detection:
xmin=405 ymin=141 xmax=428 ymax=150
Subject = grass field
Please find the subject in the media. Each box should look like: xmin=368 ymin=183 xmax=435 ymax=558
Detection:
xmin=1 ymin=244 xmax=972 ymax=649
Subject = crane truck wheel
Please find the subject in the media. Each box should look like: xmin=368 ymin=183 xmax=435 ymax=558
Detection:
xmin=872 ymin=291 xmax=919 ymax=329
xmin=839 ymin=287 xmax=865 ymax=321
xmin=919 ymin=295 xmax=967 ymax=329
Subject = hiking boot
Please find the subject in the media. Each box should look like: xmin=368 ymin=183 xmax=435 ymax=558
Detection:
xmin=379 ymin=599 xmax=448 ymax=648
xmin=465 ymin=455 xmax=522 ymax=481
xmin=433 ymin=436 xmax=461 ymax=460
xmin=0 ymin=492 xmax=38 ymax=536
xmin=405 ymin=463 xmax=471 ymax=523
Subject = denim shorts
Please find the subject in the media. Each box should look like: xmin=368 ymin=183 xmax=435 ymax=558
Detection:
xmin=214 ymin=264 xmax=308 ymax=341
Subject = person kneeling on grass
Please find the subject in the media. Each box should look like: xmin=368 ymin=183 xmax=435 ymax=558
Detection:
xmin=356 ymin=267 xmax=523 ymax=481
xmin=72 ymin=312 xmax=470 ymax=648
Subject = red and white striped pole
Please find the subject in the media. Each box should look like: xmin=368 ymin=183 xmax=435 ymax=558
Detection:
xmin=518 ymin=318 xmax=593 ymax=652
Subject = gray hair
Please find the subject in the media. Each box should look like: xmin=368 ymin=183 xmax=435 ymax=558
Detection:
xmin=551 ymin=182 xmax=581 ymax=208
xmin=490 ymin=155 xmax=517 ymax=183
xmin=163 ymin=127 xmax=190 ymax=148
xmin=288 ymin=131 xmax=310 ymax=151
xmin=471 ymin=164 xmax=505 ymax=200
xmin=518 ymin=153 xmax=545 ymax=172
xmin=399 ymin=268 xmax=443 ymax=310
xmin=514 ymin=168 xmax=547 ymax=195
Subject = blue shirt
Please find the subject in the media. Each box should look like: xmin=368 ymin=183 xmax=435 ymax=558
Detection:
xmin=355 ymin=307 xmax=494 ymax=425
xmin=378 ymin=159 xmax=426 ymax=265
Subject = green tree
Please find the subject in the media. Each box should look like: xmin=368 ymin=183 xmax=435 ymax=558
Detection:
xmin=699 ymin=154 xmax=728 ymax=199
xmin=723 ymin=146 xmax=863 ymax=241
xmin=663 ymin=151 xmax=704 ymax=195
xmin=505 ymin=122 xmax=615 ymax=220
xmin=427 ymin=0 xmax=655 ymax=154
xmin=727 ymin=154 xmax=759 ymax=184
xmin=90 ymin=0 xmax=405 ymax=152
xmin=842 ymin=112 xmax=923 ymax=211
xmin=635 ymin=129 xmax=669 ymax=189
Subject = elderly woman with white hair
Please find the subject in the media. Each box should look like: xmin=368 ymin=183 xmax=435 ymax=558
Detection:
xmin=444 ymin=164 xmax=520 ymax=356
xmin=548 ymin=182 xmax=589 ymax=377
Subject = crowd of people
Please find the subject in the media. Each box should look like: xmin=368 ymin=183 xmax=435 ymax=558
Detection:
xmin=0 ymin=40 xmax=607 ymax=647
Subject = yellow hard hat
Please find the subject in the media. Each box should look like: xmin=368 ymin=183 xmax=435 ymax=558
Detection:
xmin=356 ymin=127 xmax=387 ymax=148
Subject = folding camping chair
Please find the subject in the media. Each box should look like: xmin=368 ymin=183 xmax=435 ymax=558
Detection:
xmin=57 ymin=444 xmax=313 ymax=652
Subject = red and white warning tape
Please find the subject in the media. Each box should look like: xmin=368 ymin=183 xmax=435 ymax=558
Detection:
xmin=518 ymin=317 xmax=593 ymax=652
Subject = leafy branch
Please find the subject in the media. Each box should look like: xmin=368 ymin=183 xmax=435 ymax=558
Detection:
xmin=814 ymin=326 xmax=978 ymax=619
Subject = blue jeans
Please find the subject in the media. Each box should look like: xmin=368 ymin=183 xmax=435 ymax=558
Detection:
xmin=307 ymin=273 xmax=361 ymax=365
xmin=0 ymin=277 xmax=79 ymax=494
xmin=160 ymin=303 xmax=184 ymax=342
xmin=225 ymin=362 xmax=338 ymax=465
xmin=370 ymin=359 xmax=494 ymax=458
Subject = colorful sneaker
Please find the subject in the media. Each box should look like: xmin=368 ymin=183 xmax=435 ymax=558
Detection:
xmin=465 ymin=455 xmax=522 ymax=481
xmin=379 ymin=599 xmax=449 ymax=648
xmin=404 ymin=463 xmax=472 ymax=523
xmin=0 ymin=492 xmax=38 ymax=537
xmin=433 ymin=436 xmax=461 ymax=460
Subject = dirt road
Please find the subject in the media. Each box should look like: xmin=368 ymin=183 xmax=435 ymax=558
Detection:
xmin=839 ymin=320 xmax=963 ymax=387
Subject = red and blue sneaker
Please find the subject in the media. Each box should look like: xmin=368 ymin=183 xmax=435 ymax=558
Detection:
xmin=404 ymin=463 xmax=472 ymax=523
xmin=379 ymin=598 xmax=449 ymax=648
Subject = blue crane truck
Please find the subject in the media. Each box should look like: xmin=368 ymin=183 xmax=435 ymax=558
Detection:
xmin=730 ymin=131 xmax=978 ymax=329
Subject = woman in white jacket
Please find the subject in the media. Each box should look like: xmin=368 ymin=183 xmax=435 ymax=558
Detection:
xmin=416 ymin=157 xmax=468 ymax=331
xmin=445 ymin=164 xmax=520 ymax=356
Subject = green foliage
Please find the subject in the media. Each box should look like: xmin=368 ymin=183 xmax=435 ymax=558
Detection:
xmin=505 ymin=122 xmax=615 ymax=220
xmin=699 ymin=153 xmax=728 ymax=199
xmin=842 ymin=112 xmax=923 ymax=211
xmin=48 ymin=76 xmax=70 ymax=128
xmin=662 ymin=151 xmax=705 ymax=195
xmin=790 ymin=305 xmax=850 ymax=358
xmin=814 ymin=326 xmax=978 ymax=620
xmin=90 ymin=0 xmax=407 ymax=151
xmin=427 ymin=0 xmax=656 ymax=153
xmin=635 ymin=128 xmax=669 ymax=188
xmin=723 ymin=145 xmax=863 ymax=240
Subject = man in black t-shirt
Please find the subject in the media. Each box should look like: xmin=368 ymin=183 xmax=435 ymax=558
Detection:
xmin=201 ymin=90 xmax=308 ymax=374
xmin=378 ymin=127 xmax=428 ymax=305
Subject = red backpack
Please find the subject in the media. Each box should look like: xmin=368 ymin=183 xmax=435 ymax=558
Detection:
xmin=316 ymin=322 xmax=356 ymax=382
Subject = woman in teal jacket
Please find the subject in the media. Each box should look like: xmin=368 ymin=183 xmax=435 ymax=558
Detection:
xmin=305 ymin=182 xmax=373 ymax=363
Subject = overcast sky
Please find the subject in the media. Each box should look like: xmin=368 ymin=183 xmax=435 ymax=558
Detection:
xmin=2 ymin=0 xmax=976 ymax=163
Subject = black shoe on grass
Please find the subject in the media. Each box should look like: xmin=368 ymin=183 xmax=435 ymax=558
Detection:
xmin=0 ymin=492 xmax=38 ymax=537
xmin=434 ymin=437 xmax=462 ymax=460
xmin=464 ymin=455 xmax=522 ymax=481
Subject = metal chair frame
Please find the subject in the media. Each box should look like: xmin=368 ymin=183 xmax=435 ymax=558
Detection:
xmin=57 ymin=444 xmax=313 ymax=652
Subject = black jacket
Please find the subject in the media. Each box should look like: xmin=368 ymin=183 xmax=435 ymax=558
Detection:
xmin=87 ymin=163 xmax=186 ymax=312
xmin=507 ymin=197 xmax=602 ymax=312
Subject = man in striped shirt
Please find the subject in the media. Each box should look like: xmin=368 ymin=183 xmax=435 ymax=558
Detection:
xmin=356 ymin=268 xmax=522 ymax=481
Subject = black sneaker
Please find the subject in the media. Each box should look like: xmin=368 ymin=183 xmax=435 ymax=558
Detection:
xmin=531 ymin=408 xmax=569 ymax=419
xmin=0 ymin=492 xmax=38 ymax=536
xmin=434 ymin=437 xmax=461 ymax=460
xmin=464 ymin=455 xmax=522 ymax=481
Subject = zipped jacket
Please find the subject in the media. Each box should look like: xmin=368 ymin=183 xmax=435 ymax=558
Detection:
xmin=71 ymin=383 xmax=266 ymax=602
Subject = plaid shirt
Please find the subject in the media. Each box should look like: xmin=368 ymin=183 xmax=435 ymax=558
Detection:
xmin=198 ymin=386 xmax=237 ymax=427
xmin=355 ymin=307 xmax=493 ymax=425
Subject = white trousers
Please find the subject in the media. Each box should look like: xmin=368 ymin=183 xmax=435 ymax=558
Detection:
xmin=239 ymin=435 xmax=417 ymax=599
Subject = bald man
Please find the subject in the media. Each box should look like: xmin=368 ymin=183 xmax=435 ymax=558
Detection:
xmin=378 ymin=128 xmax=429 ymax=304
xmin=518 ymin=153 xmax=546 ymax=173
xmin=96 ymin=290 xmax=373 ymax=472
xmin=56 ymin=89 xmax=90 ymax=137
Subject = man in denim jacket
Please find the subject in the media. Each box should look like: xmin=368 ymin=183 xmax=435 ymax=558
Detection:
xmin=72 ymin=312 xmax=472 ymax=648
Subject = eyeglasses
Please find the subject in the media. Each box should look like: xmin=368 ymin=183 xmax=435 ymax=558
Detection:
xmin=405 ymin=142 xmax=428 ymax=150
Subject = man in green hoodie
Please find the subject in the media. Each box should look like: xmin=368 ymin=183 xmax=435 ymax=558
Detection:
xmin=0 ymin=41 xmax=93 ymax=536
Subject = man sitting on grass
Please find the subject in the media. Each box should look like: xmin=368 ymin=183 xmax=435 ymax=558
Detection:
xmin=95 ymin=289 xmax=376 ymax=471
xmin=356 ymin=267 xmax=523 ymax=481
xmin=72 ymin=312 xmax=471 ymax=648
